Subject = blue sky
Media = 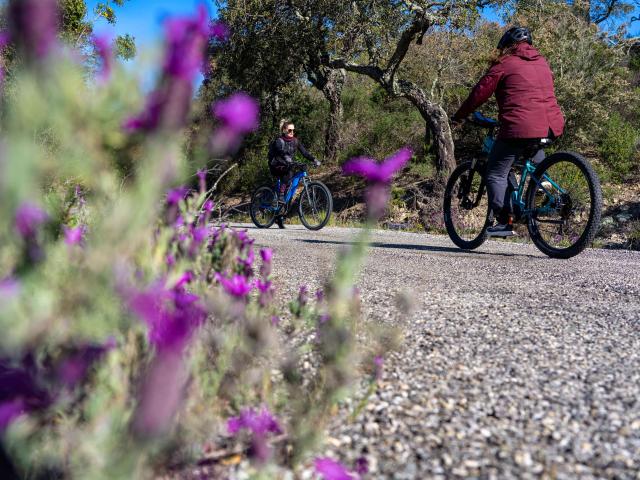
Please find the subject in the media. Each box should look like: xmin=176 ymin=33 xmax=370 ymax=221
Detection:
xmin=86 ymin=1 xmax=219 ymax=88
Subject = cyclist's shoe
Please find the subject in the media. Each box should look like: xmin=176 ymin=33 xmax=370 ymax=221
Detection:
xmin=487 ymin=223 xmax=518 ymax=237
xmin=276 ymin=216 xmax=285 ymax=229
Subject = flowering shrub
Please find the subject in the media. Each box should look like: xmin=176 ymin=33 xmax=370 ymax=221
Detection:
xmin=0 ymin=3 xmax=404 ymax=478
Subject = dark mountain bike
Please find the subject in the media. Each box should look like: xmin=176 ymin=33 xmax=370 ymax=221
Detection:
xmin=443 ymin=112 xmax=602 ymax=259
xmin=250 ymin=162 xmax=333 ymax=230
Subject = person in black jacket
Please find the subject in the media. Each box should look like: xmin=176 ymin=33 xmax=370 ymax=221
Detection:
xmin=268 ymin=119 xmax=320 ymax=228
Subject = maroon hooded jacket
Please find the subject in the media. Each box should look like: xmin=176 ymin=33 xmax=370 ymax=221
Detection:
xmin=453 ymin=43 xmax=565 ymax=139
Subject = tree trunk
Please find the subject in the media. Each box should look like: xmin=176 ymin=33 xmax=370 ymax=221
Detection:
xmin=321 ymin=68 xmax=345 ymax=164
xmin=397 ymin=80 xmax=456 ymax=175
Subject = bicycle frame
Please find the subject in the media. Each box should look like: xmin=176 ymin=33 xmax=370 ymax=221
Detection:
xmin=462 ymin=131 xmax=568 ymax=223
xmin=275 ymin=169 xmax=308 ymax=205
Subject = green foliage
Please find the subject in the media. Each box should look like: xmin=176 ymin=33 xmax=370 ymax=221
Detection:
xmin=598 ymin=113 xmax=639 ymax=179
xmin=114 ymin=33 xmax=136 ymax=61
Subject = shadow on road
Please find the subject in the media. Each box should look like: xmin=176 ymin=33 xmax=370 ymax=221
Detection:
xmin=296 ymin=239 xmax=541 ymax=259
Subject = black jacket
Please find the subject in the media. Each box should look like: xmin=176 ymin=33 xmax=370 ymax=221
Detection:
xmin=269 ymin=136 xmax=316 ymax=167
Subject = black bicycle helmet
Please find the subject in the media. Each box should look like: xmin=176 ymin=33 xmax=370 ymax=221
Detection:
xmin=497 ymin=26 xmax=532 ymax=49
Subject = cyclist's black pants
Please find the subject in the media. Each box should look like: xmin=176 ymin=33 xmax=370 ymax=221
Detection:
xmin=269 ymin=163 xmax=293 ymax=195
xmin=487 ymin=139 xmax=545 ymax=223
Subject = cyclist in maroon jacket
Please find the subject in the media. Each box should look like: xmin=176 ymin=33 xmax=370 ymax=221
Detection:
xmin=452 ymin=26 xmax=565 ymax=237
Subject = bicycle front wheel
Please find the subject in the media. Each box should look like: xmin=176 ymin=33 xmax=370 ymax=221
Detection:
xmin=443 ymin=161 xmax=490 ymax=249
xmin=525 ymin=152 xmax=602 ymax=259
xmin=250 ymin=186 xmax=278 ymax=228
xmin=298 ymin=181 xmax=332 ymax=231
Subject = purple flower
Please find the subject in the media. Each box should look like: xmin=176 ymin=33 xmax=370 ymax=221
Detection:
xmin=0 ymin=398 xmax=26 ymax=430
xmin=271 ymin=315 xmax=280 ymax=326
xmin=0 ymin=276 xmax=21 ymax=301
xmin=0 ymin=360 xmax=52 ymax=431
xmin=213 ymin=92 xmax=260 ymax=134
xmin=92 ymin=34 xmax=113 ymax=82
xmin=210 ymin=21 xmax=230 ymax=41
xmin=227 ymin=405 xmax=282 ymax=462
xmin=342 ymin=147 xmax=412 ymax=184
xmin=197 ymin=168 xmax=207 ymax=192
xmin=127 ymin=281 xmax=207 ymax=352
xmin=255 ymin=279 xmax=271 ymax=293
xmin=124 ymin=7 xmax=209 ymax=133
xmin=259 ymin=248 xmax=273 ymax=263
xmin=355 ymin=457 xmax=369 ymax=475
xmin=238 ymin=247 xmax=255 ymax=271
xmin=315 ymin=288 xmax=325 ymax=302
xmin=215 ymin=273 xmax=253 ymax=298
xmin=162 ymin=5 xmax=209 ymax=81
xmin=298 ymin=285 xmax=309 ymax=307
xmin=174 ymin=271 xmax=194 ymax=289
xmin=63 ymin=225 xmax=85 ymax=246
xmin=227 ymin=406 xmax=282 ymax=436
xmin=14 ymin=202 xmax=48 ymax=238
xmin=314 ymin=457 xmax=355 ymax=480
xmin=8 ymin=0 xmax=59 ymax=60
xmin=56 ymin=338 xmax=117 ymax=388
xmin=203 ymin=199 xmax=215 ymax=213
xmin=166 ymin=254 xmax=176 ymax=267
xmin=374 ymin=355 xmax=384 ymax=380
xmin=167 ymin=187 xmax=189 ymax=205
xmin=318 ymin=313 xmax=330 ymax=324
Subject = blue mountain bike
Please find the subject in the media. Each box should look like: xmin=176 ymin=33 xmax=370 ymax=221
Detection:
xmin=250 ymin=162 xmax=333 ymax=230
xmin=443 ymin=112 xmax=602 ymax=259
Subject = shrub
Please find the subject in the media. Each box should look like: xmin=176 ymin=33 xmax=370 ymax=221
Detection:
xmin=598 ymin=113 xmax=639 ymax=180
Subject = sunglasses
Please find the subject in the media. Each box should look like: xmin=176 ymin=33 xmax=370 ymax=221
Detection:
xmin=286 ymin=128 xmax=295 ymax=133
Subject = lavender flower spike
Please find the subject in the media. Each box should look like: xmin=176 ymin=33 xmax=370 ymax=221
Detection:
xmin=64 ymin=226 xmax=85 ymax=246
xmin=342 ymin=147 xmax=412 ymax=184
xmin=215 ymin=273 xmax=254 ymax=298
xmin=213 ymin=92 xmax=260 ymax=134
xmin=8 ymin=0 xmax=59 ymax=60
xmin=314 ymin=457 xmax=356 ymax=480
xmin=15 ymin=202 xmax=48 ymax=238
xmin=92 ymin=34 xmax=113 ymax=82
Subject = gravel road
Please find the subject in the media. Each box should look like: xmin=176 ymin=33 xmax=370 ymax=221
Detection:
xmin=234 ymin=224 xmax=640 ymax=479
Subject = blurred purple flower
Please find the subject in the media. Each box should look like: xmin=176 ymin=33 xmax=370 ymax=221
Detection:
xmin=314 ymin=457 xmax=355 ymax=480
xmin=298 ymin=285 xmax=309 ymax=307
xmin=374 ymin=355 xmax=384 ymax=380
xmin=315 ymin=288 xmax=324 ymax=302
xmin=210 ymin=21 xmax=230 ymax=41
xmin=174 ymin=271 xmax=194 ymax=289
xmin=203 ymin=199 xmax=215 ymax=213
xmin=92 ymin=34 xmax=113 ymax=82
xmin=227 ymin=406 xmax=282 ymax=436
xmin=56 ymin=338 xmax=117 ymax=388
xmin=163 ymin=5 xmax=209 ymax=81
xmin=271 ymin=315 xmax=280 ymax=326
xmin=8 ymin=0 xmax=59 ymax=60
xmin=259 ymin=248 xmax=273 ymax=263
xmin=318 ymin=313 xmax=330 ymax=324
xmin=227 ymin=405 xmax=282 ymax=462
xmin=14 ymin=202 xmax=48 ymax=238
xmin=166 ymin=254 xmax=176 ymax=267
xmin=355 ymin=457 xmax=369 ymax=475
xmin=0 ymin=276 xmax=21 ymax=301
xmin=342 ymin=147 xmax=412 ymax=184
xmin=215 ymin=273 xmax=253 ymax=298
xmin=238 ymin=248 xmax=255 ymax=270
xmin=124 ymin=7 xmax=209 ymax=133
xmin=197 ymin=169 xmax=207 ymax=193
xmin=0 ymin=360 xmax=52 ymax=431
xmin=213 ymin=92 xmax=260 ymax=134
xmin=0 ymin=398 xmax=25 ymax=430
xmin=63 ymin=225 xmax=85 ymax=246
xmin=255 ymin=279 xmax=271 ymax=294
xmin=128 ymin=281 xmax=207 ymax=352
xmin=167 ymin=187 xmax=189 ymax=205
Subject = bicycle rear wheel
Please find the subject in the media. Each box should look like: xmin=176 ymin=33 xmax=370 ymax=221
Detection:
xmin=250 ymin=186 xmax=278 ymax=228
xmin=443 ymin=161 xmax=490 ymax=249
xmin=525 ymin=152 xmax=602 ymax=259
xmin=298 ymin=181 xmax=332 ymax=230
